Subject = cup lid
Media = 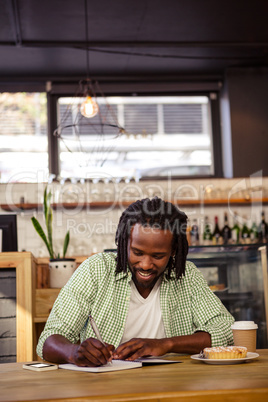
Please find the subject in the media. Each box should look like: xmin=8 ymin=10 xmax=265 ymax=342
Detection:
xmin=231 ymin=321 xmax=258 ymax=330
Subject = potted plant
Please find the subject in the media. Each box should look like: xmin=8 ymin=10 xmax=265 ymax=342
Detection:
xmin=31 ymin=186 xmax=76 ymax=288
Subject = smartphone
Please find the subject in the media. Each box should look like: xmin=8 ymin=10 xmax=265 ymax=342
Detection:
xmin=23 ymin=363 xmax=58 ymax=371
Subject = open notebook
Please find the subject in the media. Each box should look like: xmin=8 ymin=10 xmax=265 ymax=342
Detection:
xmin=59 ymin=357 xmax=181 ymax=373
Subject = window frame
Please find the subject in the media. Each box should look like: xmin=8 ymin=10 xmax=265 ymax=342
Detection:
xmin=47 ymin=88 xmax=223 ymax=180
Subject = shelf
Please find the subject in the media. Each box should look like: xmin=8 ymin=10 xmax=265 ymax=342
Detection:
xmin=0 ymin=201 xmax=132 ymax=211
xmin=34 ymin=316 xmax=49 ymax=323
xmin=35 ymin=288 xmax=60 ymax=319
xmin=36 ymin=255 xmax=89 ymax=265
xmin=36 ymin=255 xmax=89 ymax=289
xmin=1 ymin=198 xmax=268 ymax=211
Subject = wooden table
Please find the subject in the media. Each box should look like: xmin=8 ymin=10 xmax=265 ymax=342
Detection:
xmin=1 ymin=350 xmax=268 ymax=402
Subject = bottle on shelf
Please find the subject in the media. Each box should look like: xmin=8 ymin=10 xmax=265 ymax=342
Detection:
xmin=186 ymin=220 xmax=192 ymax=246
xmin=221 ymin=212 xmax=231 ymax=245
xmin=212 ymin=216 xmax=222 ymax=245
xmin=258 ymin=211 xmax=268 ymax=243
xmin=241 ymin=216 xmax=250 ymax=244
xmin=231 ymin=211 xmax=240 ymax=244
xmin=190 ymin=219 xmax=199 ymax=246
xmin=203 ymin=216 xmax=213 ymax=245
xmin=249 ymin=216 xmax=258 ymax=243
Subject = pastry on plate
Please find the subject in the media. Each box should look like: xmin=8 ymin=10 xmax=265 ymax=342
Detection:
xmin=202 ymin=346 xmax=247 ymax=359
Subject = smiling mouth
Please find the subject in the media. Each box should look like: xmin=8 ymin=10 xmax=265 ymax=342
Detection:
xmin=136 ymin=270 xmax=156 ymax=279
xmin=138 ymin=271 xmax=152 ymax=277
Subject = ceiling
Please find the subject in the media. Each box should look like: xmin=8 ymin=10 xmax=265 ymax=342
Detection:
xmin=0 ymin=0 xmax=268 ymax=87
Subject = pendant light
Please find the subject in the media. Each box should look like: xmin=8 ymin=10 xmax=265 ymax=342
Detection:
xmin=80 ymin=96 xmax=99 ymax=118
xmin=53 ymin=0 xmax=126 ymax=169
xmin=80 ymin=0 xmax=99 ymax=119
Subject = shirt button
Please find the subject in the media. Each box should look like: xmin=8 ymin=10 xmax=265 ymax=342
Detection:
xmin=126 ymin=296 xmax=129 ymax=301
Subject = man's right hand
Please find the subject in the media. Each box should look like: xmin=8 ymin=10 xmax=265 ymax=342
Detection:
xmin=70 ymin=338 xmax=114 ymax=366
xmin=43 ymin=334 xmax=115 ymax=367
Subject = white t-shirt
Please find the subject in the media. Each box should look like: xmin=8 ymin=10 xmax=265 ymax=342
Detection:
xmin=120 ymin=278 xmax=166 ymax=344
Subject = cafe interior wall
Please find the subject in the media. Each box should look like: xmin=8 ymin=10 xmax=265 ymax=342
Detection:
xmin=0 ymin=176 xmax=267 ymax=258
xmin=0 ymin=68 xmax=268 ymax=258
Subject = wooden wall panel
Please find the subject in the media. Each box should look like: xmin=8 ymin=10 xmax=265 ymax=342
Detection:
xmin=0 ymin=252 xmax=35 ymax=362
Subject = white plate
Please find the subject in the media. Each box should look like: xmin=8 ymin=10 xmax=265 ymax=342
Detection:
xmin=191 ymin=352 xmax=259 ymax=365
xmin=212 ymin=287 xmax=229 ymax=293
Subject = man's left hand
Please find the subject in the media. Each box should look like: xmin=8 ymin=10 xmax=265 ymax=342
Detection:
xmin=113 ymin=338 xmax=170 ymax=361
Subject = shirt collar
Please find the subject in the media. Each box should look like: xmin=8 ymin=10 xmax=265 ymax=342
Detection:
xmin=163 ymin=268 xmax=176 ymax=282
xmin=115 ymin=267 xmax=132 ymax=282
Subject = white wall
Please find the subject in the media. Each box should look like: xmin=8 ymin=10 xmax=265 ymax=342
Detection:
xmin=0 ymin=176 xmax=267 ymax=258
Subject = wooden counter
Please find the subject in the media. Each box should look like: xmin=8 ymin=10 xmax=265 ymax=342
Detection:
xmin=0 ymin=350 xmax=268 ymax=402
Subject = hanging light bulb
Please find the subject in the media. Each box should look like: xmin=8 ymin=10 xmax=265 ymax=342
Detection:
xmin=80 ymin=96 xmax=99 ymax=118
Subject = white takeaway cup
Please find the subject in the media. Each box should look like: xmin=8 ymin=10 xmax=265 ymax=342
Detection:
xmin=231 ymin=321 xmax=258 ymax=353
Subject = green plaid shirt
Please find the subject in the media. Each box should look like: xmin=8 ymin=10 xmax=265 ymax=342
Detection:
xmin=37 ymin=252 xmax=234 ymax=359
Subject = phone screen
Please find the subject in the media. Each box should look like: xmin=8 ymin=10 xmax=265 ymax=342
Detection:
xmin=26 ymin=363 xmax=54 ymax=368
xmin=23 ymin=363 xmax=58 ymax=371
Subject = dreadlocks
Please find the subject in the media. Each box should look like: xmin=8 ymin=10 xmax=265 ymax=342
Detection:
xmin=115 ymin=197 xmax=188 ymax=280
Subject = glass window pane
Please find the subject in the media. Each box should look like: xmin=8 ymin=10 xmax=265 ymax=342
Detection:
xmin=57 ymin=95 xmax=214 ymax=179
xmin=124 ymin=104 xmax=158 ymax=134
xmin=163 ymin=104 xmax=203 ymax=134
xmin=0 ymin=93 xmax=48 ymax=182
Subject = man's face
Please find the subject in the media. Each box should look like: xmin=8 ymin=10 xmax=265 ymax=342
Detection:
xmin=127 ymin=223 xmax=174 ymax=298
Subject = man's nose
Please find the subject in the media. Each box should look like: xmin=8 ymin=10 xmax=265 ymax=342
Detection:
xmin=139 ymin=256 xmax=153 ymax=269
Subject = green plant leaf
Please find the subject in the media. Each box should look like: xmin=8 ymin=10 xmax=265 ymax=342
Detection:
xmin=43 ymin=187 xmax=48 ymax=223
xmin=43 ymin=186 xmax=54 ymax=258
xmin=47 ymin=204 xmax=54 ymax=258
xmin=63 ymin=231 xmax=70 ymax=258
xmin=33 ymin=185 xmax=69 ymax=259
xmin=31 ymin=217 xmax=54 ymax=259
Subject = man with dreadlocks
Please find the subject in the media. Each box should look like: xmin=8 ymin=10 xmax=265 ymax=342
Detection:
xmin=37 ymin=197 xmax=234 ymax=367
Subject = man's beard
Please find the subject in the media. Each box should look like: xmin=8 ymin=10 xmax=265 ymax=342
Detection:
xmin=130 ymin=267 xmax=162 ymax=290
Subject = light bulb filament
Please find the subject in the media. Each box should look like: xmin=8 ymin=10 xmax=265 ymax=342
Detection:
xmin=80 ymin=96 xmax=99 ymax=118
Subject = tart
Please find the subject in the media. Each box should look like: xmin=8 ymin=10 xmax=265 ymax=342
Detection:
xmin=202 ymin=346 xmax=247 ymax=359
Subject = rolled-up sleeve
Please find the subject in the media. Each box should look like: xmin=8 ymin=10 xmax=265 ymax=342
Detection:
xmin=191 ymin=264 xmax=234 ymax=346
xmin=36 ymin=258 xmax=97 ymax=359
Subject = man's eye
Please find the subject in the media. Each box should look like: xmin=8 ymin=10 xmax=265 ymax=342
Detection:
xmin=153 ymin=255 xmax=164 ymax=260
xmin=133 ymin=251 xmax=142 ymax=256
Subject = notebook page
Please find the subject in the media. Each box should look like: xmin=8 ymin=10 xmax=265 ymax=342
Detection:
xmin=59 ymin=360 xmax=142 ymax=373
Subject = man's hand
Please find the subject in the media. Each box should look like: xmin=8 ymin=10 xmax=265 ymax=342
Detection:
xmin=43 ymin=334 xmax=115 ymax=367
xmin=112 ymin=332 xmax=212 ymax=361
xmin=113 ymin=338 xmax=170 ymax=361
xmin=70 ymin=338 xmax=115 ymax=367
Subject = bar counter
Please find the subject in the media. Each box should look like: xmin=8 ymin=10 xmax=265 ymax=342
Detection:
xmin=1 ymin=350 xmax=268 ymax=402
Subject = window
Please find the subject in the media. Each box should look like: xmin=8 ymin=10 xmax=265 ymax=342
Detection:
xmin=0 ymin=93 xmax=48 ymax=182
xmin=57 ymin=95 xmax=214 ymax=179
xmin=0 ymin=92 xmax=219 ymax=183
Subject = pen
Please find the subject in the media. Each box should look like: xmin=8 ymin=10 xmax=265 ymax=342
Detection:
xmin=89 ymin=314 xmax=112 ymax=366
